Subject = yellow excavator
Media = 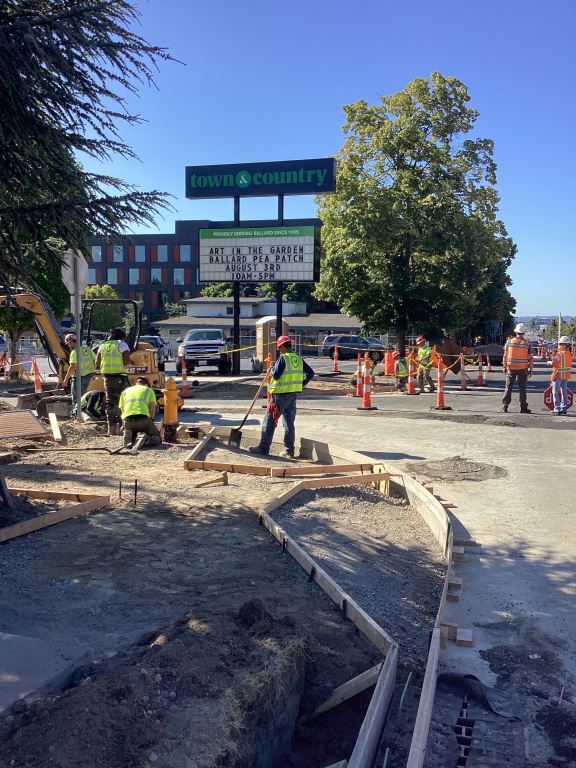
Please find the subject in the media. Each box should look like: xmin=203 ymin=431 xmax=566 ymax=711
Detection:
xmin=0 ymin=292 xmax=166 ymax=415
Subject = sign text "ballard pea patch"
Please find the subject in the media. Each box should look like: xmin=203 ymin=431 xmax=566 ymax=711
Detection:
xmin=185 ymin=158 xmax=335 ymax=199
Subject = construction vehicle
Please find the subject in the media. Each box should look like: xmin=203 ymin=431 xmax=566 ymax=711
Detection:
xmin=0 ymin=292 xmax=170 ymax=416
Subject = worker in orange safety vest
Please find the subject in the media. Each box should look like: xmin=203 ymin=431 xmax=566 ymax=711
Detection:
xmin=547 ymin=336 xmax=573 ymax=415
xmin=502 ymin=323 xmax=533 ymax=413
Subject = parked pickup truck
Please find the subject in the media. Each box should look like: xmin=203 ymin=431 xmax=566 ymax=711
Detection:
xmin=176 ymin=328 xmax=232 ymax=375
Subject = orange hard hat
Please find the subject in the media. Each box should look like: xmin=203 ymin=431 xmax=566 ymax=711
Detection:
xmin=276 ymin=335 xmax=293 ymax=350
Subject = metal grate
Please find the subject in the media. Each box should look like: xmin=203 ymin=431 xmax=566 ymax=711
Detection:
xmin=0 ymin=410 xmax=49 ymax=439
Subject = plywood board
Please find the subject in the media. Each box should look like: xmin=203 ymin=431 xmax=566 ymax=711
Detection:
xmin=0 ymin=410 xmax=48 ymax=439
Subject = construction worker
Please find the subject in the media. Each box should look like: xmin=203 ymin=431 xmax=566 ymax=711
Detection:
xmin=249 ymin=335 xmax=314 ymax=458
xmin=392 ymin=350 xmax=408 ymax=391
xmin=502 ymin=323 xmax=533 ymax=413
xmin=80 ymin=389 xmax=105 ymax=421
xmin=547 ymin=336 xmax=573 ymax=415
xmin=119 ymin=376 xmax=162 ymax=449
xmin=62 ymin=334 xmax=96 ymax=415
xmin=415 ymin=336 xmax=436 ymax=393
xmin=95 ymin=327 xmax=131 ymax=435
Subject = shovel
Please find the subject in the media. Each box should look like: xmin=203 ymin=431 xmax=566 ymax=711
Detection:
xmin=229 ymin=376 xmax=267 ymax=448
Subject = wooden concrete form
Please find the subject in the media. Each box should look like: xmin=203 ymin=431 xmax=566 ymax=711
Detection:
xmin=185 ymin=458 xmax=379 ymax=479
xmin=1 ymin=489 xmax=111 ymax=544
xmin=348 ymin=644 xmax=398 ymax=768
xmin=48 ymin=412 xmax=64 ymax=444
xmin=406 ymin=628 xmax=441 ymax=768
xmin=184 ymin=427 xmax=216 ymax=463
xmin=195 ymin=426 xmax=454 ymax=766
xmin=311 ymin=662 xmax=383 ymax=719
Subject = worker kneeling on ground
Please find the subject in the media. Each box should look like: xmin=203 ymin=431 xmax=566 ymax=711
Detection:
xmin=393 ymin=350 xmax=408 ymax=391
xmin=249 ymin=335 xmax=314 ymax=458
xmin=119 ymin=376 xmax=162 ymax=450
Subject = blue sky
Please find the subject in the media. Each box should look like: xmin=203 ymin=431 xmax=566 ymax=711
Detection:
xmin=84 ymin=0 xmax=575 ymax=315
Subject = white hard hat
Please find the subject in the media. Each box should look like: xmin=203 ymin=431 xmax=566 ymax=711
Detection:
xmin=64 ymin=333 xmax=76 ymax=342
xmin=559 ymin=335 xmax=571 ymax=344
xmin=514 ymin=323 xmax=526 ymax=334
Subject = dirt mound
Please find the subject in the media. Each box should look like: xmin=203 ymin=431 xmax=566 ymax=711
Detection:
xmin=0 ymin=603 xmax=309 ymax=768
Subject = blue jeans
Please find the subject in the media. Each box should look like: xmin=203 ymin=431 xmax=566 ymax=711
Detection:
xmin=259 ymin=393 xmax=298 ymax=453
xmin=71 ymin=374 xmax=93 ymax=413
xmin=552 ymin=379 xmax=569 ymax=412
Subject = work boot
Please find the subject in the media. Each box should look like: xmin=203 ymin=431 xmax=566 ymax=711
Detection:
xmin=280 ymin=449 xmax=295 ymax=459
xmin=249 ymin=446 xmax=269 ymax=456
xmin=501 ymin=405 xmax=508 ymax=413
xmin=520 ymin=408 xmax=532 ymax=414
xmin=133 ymin=434 xmax=150 ymax=451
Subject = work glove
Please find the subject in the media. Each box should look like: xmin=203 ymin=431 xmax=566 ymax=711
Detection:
xmin=267 ymin=400 xmax=280 ymax=426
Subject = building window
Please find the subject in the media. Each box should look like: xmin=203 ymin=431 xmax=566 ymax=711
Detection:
xmin=113 ymin=245 xmax=124 ymax=262
xmin=151 ymin=267 xmax=162 ymax=285
xmin=179 ymin=244 xmax=191 ymax=262
xmin=129 ymin=268 xmax=140 ymax=285
xmin=135 ymin=245 xmax=146 ymax=262
xmin=107 ymin=268 xmax=118 ymax=284
xmin=91 ymin=245 xmax=102 ymax=262
xmin=158 ymin=291 xmax=168 ymax=307
xmin=226 ymin=306 xmax=233 ymax=315
xmin=157 ymin=245 xmax=168 ymax=262
xmin=87 ymin=267 xmax=96 ymax=284
xmin=173 ymin=268 xmax=184 ymax=286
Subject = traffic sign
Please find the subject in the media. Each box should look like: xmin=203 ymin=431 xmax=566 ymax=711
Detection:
xmin=61 ymin=249 xmax=89 ymax=295
xmin=544 ymin=385 xmax=573 ymax=411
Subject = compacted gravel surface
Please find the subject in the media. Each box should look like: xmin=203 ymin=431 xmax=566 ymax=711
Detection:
xmin=270 ymin=484 xmax=446 ymax=670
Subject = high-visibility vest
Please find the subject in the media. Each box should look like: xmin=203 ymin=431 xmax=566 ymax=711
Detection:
xmin=395 ymin=360 xmax=408 ymax=379
xmin=269 ymin=353 xmax=304 ymax=394
xmin=70 ymin=345 xmax=96 ymax=377
xmin=119 ymin=384 xmax=156 ymax=418
xmin=504 ymin=338 xmax=530 ymax=371
xmin=417 ymin=345 xmax=432 ymax=369
xmin=552 ymin=350 xmax=573 ymax=381
xmin=99 ymin=340 xmax=126 ymax=375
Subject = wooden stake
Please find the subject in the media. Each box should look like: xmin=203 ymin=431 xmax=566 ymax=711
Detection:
xmin=48 ymin=412 xmax=65 ymax=444
xmin=194 ymin=472 xmax=228 ymax=488
xmin=310 ymin=663 xmax=383 ymax=719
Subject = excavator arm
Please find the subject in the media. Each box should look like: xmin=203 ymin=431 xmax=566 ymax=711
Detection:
xmin=0 ymin=293 xmax=69 ymax=383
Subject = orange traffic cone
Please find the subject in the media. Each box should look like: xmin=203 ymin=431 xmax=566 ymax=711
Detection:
xmin=432 ymin=363 xmax=452 ymax=410
xmin=31 ymin=357 xmax=42 ymax=394
xmin=357 ymin=354 xmax=378 ymax=410
xmin=405 ymin=350 xmax=418 ymax=395
xmin=353 ymin=353 xmax=363 ymax=397
xmin=179 ymin=357 xmax=190 ymax=397
xmin=460 ymin=353 xmax=467 ymax=391
xmin=486 ymin=353 xmax=492 ymax=373
xmin=476 ymin=355 xmax=485 ymax=386
xmin=332 ymin=344 xmax=341 ymax=373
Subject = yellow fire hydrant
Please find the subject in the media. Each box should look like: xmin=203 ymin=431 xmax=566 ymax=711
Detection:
xmin=162 ymin=376 xmax=181 ymax=442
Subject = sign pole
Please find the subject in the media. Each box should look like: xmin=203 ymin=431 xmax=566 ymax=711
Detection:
xmin=72 ymin=255 xmax=83 ymax=422
xmin=276 ymin=194 xmax=284 ymax=358
xmin=232 ymin=196 xmax=241 ymax=375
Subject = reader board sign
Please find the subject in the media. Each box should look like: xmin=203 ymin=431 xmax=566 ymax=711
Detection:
xmin=186 ymin=158 xmax=336 ymax=199
xmin=199 ymin=226 xmax=320 ymax=283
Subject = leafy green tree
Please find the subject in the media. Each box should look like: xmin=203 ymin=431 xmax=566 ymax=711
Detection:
xmin=0 ymin=259 xmax=70 ymax=363
xmin=0 ymin=0 xmax=173 ymax=291
xmin=83 ymin=285 xmax=121 ymax=332
xmin=164 ymin=302 xmax=187 ymax=318
xmin=200 ymin=283 xmax=234 ymax=298
xmin=543 ymin=318 xmax=576 ymax=341
xmin=316 ymin=73 xmax=516 ymax=352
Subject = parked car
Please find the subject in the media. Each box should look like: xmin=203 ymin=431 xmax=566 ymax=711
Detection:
xmin=139 ymin=335 xmax=167 ymax=371
xmin=176 ymin=328 xmax=232 ymax=375
xmin=321 ymin=334 xmax=385 ymax=363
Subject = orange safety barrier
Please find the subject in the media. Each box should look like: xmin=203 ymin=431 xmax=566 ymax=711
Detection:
xmin=332 ymin=344 xmax=341 ymax=373
xmin=486 ymin=353 xmax=492 ymax=373
xmin=384 ymin=350 xmax=395 ymax=376
xmin=405 ymin=350 xmax=418 ymax=395
xmin=31 ymin=357 xmax=43 ymax=394
xmin=179 ymin=356 xmax=189 ymax=397
xmin=459 ymin=353 xmax=467 ymax=391
xmin=354 ymin=353 xmax=363 ymax=398
xmin=357 ymin=354 xmax=377 ymax=410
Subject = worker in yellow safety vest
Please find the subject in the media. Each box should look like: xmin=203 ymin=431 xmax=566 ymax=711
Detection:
xmin=547 ymin=336 xmax=573 ymax=415
xmin=119 ymin=376 xmax=162 ymax=449
xmin=250 ymin=335 xmax=315 ymax=458
xmin=502 ymin=323 xmax=533 ymax=413
xmin=415 ymin=336 xmax=436 ymax=394
xmin=95 ymin=327 xmax=131 ymax=435
xmin=392 ymin=350 xmax=408 ymax=391
xmin=62 ymin=334 xmax=96 ymax=414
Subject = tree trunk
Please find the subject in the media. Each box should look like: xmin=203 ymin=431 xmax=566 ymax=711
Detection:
xmin=8 ymin=331 xmax=20 ymax=365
